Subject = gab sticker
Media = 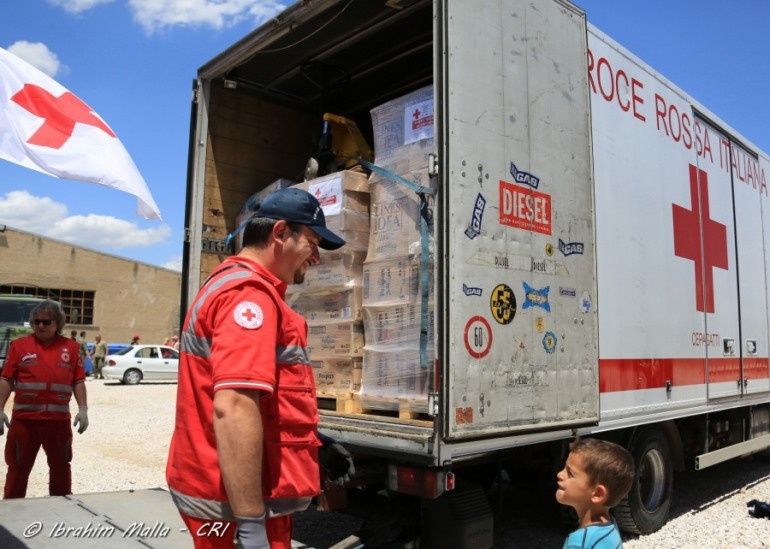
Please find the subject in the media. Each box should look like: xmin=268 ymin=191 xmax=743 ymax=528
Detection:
xmin=234 ymin=301 xmax=264 ymax=329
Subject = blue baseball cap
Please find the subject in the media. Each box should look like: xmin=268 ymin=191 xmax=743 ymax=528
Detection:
xmin=256 ymin=187 xmax=345 ymax=250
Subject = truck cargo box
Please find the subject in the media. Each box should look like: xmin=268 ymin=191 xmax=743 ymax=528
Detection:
xmin=183 ymin=0 xmax=597 ymax=461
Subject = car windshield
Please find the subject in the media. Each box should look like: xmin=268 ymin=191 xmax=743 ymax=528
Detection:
xmin=0 ymin=300 xmax=40 ymax=326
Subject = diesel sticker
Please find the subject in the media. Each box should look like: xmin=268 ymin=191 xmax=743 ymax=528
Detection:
xmin=522 ymin=282 xmax=551 ymax=312
xmin=499 ymin=180 xmax=552 ymax=235
xmin=559 ymin=238 xmax=584 ymax=256
xmin=509 ymin=161 xmax=541 ymax=189
xmin=464 ymin=193 xmax=486 ymax=239
xmin=490 ymin=284 xmax=516 ymax=325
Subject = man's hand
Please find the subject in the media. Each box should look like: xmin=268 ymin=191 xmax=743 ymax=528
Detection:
xmin=318 ymin=433 xmax=355 ymax=487
xmin=0 ymin=410 xmax=9 ymax=435
xmin=73 ymin=406 xmax=89 ymax=434
xmin=235 ymin=514 xmax=269 ymax=549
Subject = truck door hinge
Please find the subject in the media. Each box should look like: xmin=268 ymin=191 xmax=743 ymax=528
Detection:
xmin=184 ymin=227 xmax=192 ymax=243
xmin=428 ymin=392 xmax=439 ymax=416
xmin=428 ymin=153 xmax=439 ymax=177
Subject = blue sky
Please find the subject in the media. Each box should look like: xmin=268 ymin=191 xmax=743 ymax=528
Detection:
xmin=0 ymin=0 xmax=767 ymax=271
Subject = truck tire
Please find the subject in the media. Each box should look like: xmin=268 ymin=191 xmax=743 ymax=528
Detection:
xmin=615 ymin=427 xmax=673 ymax=535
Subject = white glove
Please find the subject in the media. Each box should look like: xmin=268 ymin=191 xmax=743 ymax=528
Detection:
xmin=0 ymin=410 xmax=9 ymax=436
xmin=235 ymin=514 xmax=269 ymax=549
xmin=73 ymin=406 xmax=89 ymax=434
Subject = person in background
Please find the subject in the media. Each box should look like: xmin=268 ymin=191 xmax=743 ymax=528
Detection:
xmin=163 ymin=336 xmax=171 ymax=346
xmin=91 ymin=334 xmax=108 ymax=380
xmin=171 ymin=335 xmax=180 ymax=350
xmin=77 ymin=331 xmax=89 ymax=374
xmin=130 ymin=335 xmax=140 ymax=346
xmin=0 ymin=300 xmax=88 ymax=498
xmin=556 ymin=437 xmax=635 ymax=549
xmin=166 ymin=187 xmax=349 ymax=549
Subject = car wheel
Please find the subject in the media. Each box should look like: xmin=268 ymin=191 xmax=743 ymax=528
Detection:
xmin=615 ymin=426 xmax=673 ymax=535
xmin=123 ymin=369 xmax=143 ymax=385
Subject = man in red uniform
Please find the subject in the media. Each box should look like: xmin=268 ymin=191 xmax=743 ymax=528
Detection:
xmin=167 ymin=187 xmax=346 ymax=549
xmin=0 ymin=300 xmax=88 ymax=498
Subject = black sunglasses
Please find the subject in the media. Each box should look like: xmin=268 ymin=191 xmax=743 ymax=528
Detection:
xmin=32 ymin=319 xmax=53 ymax=326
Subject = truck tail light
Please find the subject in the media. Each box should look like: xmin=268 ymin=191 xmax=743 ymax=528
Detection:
xmin=445 ymin=471 xmax=456 ymax=491
xmin=388 ymin=465 xmax=448 ymax=499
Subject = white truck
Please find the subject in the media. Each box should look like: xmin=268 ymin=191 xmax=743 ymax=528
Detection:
xmin=181 ymin=0 xmax=770 ymax=545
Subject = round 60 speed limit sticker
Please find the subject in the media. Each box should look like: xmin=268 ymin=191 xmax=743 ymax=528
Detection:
xmin=464 ymin=316 xmax=492 ymax=359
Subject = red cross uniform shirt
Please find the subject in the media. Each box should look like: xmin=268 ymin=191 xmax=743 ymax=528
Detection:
xmin=167 ymin=256 xmax=320 ymax=520
xmin=1 ymin=333 xmax=85 ymax=420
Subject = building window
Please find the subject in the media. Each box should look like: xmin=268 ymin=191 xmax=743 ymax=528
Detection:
xmin=0 ymin=285 xmax=95 ymax=325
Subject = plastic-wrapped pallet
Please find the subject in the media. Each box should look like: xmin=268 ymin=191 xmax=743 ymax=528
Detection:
xmin=285 ymin=169 xmax=370 ymax=397
xmin=293 ymin=169 xmax=370 ymax=251
xmin=361 ymin=86 xmax=436 ymax=412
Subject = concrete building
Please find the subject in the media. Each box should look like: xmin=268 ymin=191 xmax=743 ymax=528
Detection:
xmin=0 ymin=226 xmax=181 ymax=345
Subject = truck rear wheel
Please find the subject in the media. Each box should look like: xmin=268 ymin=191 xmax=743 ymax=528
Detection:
xmin=615 ymin=427 xmax=673 ymax=535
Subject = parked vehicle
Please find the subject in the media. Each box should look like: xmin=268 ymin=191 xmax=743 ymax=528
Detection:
xmin=102 ymin=344 xmax=179 ymax=385
xmin=181 ymin=0 xmax=770 ymax=545
xmin=0 ymin=295 xmax=46 ymax=363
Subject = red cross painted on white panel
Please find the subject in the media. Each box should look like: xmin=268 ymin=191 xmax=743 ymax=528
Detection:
xmin=672 ymin=164 xmax=728 ymax=313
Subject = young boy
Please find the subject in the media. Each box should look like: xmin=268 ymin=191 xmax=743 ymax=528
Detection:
xmin=556 ymin=437 xmax=635 ymax=549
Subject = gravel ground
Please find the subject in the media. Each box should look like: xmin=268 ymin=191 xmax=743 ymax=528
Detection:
xmin=6 ymin=380 xmax=770 ymax=548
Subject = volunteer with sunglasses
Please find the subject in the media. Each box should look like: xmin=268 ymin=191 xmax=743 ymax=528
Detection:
xmin=0 ymin=299 xmax=88 ymax=498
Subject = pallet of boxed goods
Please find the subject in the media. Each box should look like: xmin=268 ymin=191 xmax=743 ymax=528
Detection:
xmin=286 ymin=169 xmax=370 ymax=402
xmin=360 ymin=85 xmax=436 ymax=412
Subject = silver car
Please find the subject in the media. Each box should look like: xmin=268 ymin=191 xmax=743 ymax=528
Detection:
xmin=102 ymin=344 xmax=179 ymax=385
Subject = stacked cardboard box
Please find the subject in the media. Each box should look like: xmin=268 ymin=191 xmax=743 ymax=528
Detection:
xmin=287 ymin=170 xmax=369 ymax=395
xmin=361 ymin=86 xmax=436 ymax=409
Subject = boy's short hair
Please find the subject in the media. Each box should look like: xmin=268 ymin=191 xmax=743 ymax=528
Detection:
xmin=570 ymin=437 xmax=635 ymax=507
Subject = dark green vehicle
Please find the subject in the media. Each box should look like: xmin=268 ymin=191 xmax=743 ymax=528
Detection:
xmin=0 ymin=295 xmax=46 ymax=364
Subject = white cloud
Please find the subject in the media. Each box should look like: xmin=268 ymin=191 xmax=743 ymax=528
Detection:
xmin=44 ymin=0 xmax=289 ymax=35
xmin=162 ymin=255 xmax=183 ymax=272
xmin=0 ymin=190 xmax=67 ymax=233
xmin=46 ymin=0 xmax=116 ymax=15
xmin=54 ymin=214 xmax=171 ymax=248
xmin=128 ymin=0 xmax=289 ymax=33
xmin=6 ymin=41 xmax=66 ymax=78
xmin=0 ymin=190 xmax=170 ymax=250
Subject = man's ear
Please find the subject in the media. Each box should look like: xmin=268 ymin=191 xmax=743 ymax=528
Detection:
xmin=272 ymin=219 xmax=291 ymax=242
xmin=592 ymin=484 xmax=610 ymax=505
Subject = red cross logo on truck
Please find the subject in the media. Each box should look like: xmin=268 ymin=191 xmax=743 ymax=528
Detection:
xmin=11 ymin=84 xmax=116 ymax=149
xmin=672 ymin=164 xmax=728 ymax=313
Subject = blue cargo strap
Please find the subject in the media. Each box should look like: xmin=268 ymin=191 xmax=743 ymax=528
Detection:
xmin=355 ymin=158 xmax=436 ymax=370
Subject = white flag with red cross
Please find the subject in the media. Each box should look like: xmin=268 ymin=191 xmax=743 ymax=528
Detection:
xmin=0 ymin=47 xmax=161 ymax=220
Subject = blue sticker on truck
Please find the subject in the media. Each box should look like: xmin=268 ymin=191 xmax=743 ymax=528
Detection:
xmin=463 ymin=284 xmax=483 ymax=297
xmin=522 ymin=282 xmax=551 ymax=312
xmin=464 ymin=193 xmax=486 ymax=239
xmin=542 ymin=331 xmax=557 ymax=353
xmin=558 ymin=238 xmax=584 ymax=256
xmin=509 ymin=161 xmax=540 ymax=189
